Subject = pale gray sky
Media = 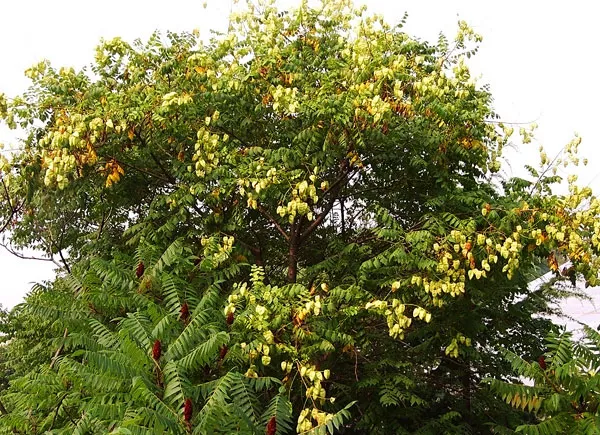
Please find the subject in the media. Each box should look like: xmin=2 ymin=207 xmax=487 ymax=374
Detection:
xmin=1 ymin=1 xmax=599 ymax=324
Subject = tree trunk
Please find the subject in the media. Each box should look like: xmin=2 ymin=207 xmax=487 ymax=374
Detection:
xmin=287 ymin=241 xmax=298 ymax=283
xmin=462 ymin=362 xmax=472 ymax=414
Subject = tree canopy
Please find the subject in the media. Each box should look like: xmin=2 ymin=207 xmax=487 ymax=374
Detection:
xmin=1 ymin=1 xmax=600 ymax=433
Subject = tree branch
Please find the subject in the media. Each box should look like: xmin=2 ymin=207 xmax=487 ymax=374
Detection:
xmin=96 ymin=206 xmax=111 ymax=241
xmin=300 ymin=168 xmax=356 ymax=243
xmin=0 ymin=242 xmax=58 ymax=266
xmin=108 ymin=156 xmax=173 ymax=184
xmin=0 ymin=176 xmax=24 ymax=234
xmin=49 ymin=328 xmax=69 ymax=369
xmin=218 ymin=125 xmax=253 ymax=150
xmin=149 ymin=151 xmax=177 ymax=184
xmin=258 ymin=205 xmax=289 ymax=241
xmin=57 ymin=249 xmax=71 ymax=274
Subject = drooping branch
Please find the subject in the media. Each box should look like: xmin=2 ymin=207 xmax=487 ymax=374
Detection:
xmin=284 ymin=164 xmax=356 ymax=283
xmin=224 ymin=231 xmax=265 ymax=266
xmin=0 ymin=242 xmax=59 ymax=266
xmin=0 ymin=212 xmax=14 ymax=235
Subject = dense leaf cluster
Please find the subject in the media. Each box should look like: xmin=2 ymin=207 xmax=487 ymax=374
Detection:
xmin=1 ymin=1 xmax=599 ymax=433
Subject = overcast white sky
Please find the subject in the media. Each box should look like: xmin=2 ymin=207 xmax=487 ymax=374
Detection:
xmin=1 ymin=0 xmax=599 ymax=326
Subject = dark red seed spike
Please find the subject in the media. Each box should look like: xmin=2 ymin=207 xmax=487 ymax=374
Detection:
xmin=219 ymin=345 xmax=228 ymax=361
xmin=538 ymin=355 xmax=547 ymax=370
xmin=226 ymin=312 xmax=234 ymax=325
xmin=266 ymin=416 xmax=276 ymax=435
xmin=184 ymin=398 xmax=193 ymax=422
xmin=136 ymin=261 xmax=145 ymax=278
xmin=152 ymin=339 xmax=162 ymax=361
xmin=180 ymin=302 xmax=190 ymax=323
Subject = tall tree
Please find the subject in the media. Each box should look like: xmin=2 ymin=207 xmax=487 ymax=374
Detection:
xmin=1 ymin=1 xmax=599 ymax=433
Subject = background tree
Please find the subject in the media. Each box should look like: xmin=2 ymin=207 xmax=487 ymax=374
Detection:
xmin=1 ymin=0 xmax=600 ymax=433
xmin=488 ymin=326 xmax=600 ymax=434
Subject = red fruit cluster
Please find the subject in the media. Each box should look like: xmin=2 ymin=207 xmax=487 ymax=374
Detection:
xmin=152 ymin=339 xmax=162 ymax=361
xmin=180 ymin=302 xmax=190 ymax=323
xmin=538 ymin=355 xmax=547 ymax=370
xmin=219 ymin=345 xmax=228 ymax=360
xmin=184 ymin=398 xmax=193 ymax=422
xmin=266 ymin=416 xmax=276 ymax=435
xmin=136 ymin=261 xmax=145 ymax=278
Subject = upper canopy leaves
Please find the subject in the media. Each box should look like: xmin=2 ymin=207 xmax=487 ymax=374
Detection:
xmin=1 ymin=1 xmax=600 ymax=434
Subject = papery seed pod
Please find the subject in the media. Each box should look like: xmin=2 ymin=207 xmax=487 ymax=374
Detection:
xmin=136 ymin=261 xmax=145 ymax=278
xmin=266 ymin=416 xmax=276 ymax=435
xmin=152 ymin=339 xmax=162 ymax=361
xmin=538 ymin=355 xmax=547 ymax=370
xmin=180 ymin=302 xmax=190 ymax=324
xmin=184 ymin=398 xmax=193 ymax=422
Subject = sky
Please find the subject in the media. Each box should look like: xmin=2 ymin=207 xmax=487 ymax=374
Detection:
xmin=1 ymin=0 xmax=599 ymax=325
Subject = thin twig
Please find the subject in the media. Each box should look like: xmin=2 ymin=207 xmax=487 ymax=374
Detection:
xmin=354 ymin=349 xmax=359 ymax=382
xmin=0 ymin=242 xmax=57 ymax=265
xmin=49 ymin=328 xmax=69 ymax=369
xmin=258 ymin=205 xmax=289 ymax=241
xmin=108 ymin=156 xmax=172 ymax=184
xmin=300 ymin=169 xmax=357 ymax=243
xmin=150 ymin=151 xmax=177 ymax=184
xmin=58 ymin=249 xmax=71 ymax=274
xmin=0 ymin=177 xmax=24 ymax=234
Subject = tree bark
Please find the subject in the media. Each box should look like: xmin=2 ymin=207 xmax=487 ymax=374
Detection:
xmin=287 ymin=240 xmax=298 ymax=283
xmin=462 ymin=361 xmax=472 ymax=414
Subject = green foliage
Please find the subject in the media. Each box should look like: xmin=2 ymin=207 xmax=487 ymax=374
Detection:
xmin=488 ymin=327 xmax=600 ymax=434
xmin=1 ymin=0 xmax=600 ymax=434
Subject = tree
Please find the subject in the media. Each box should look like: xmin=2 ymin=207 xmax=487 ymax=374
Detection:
xmin=1 ymin=0 xmax=600 ymax=433
xmin=488 ymin=326 xmax=600 ymax=434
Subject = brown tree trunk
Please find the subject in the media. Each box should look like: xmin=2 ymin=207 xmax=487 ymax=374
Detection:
xmin=287 ymin=219 xmax=302 ymax=283
xmin=287 ymin=240 xmax=298 ymax=283
xmin=462 ymin=362 xmax=472 ymax=413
